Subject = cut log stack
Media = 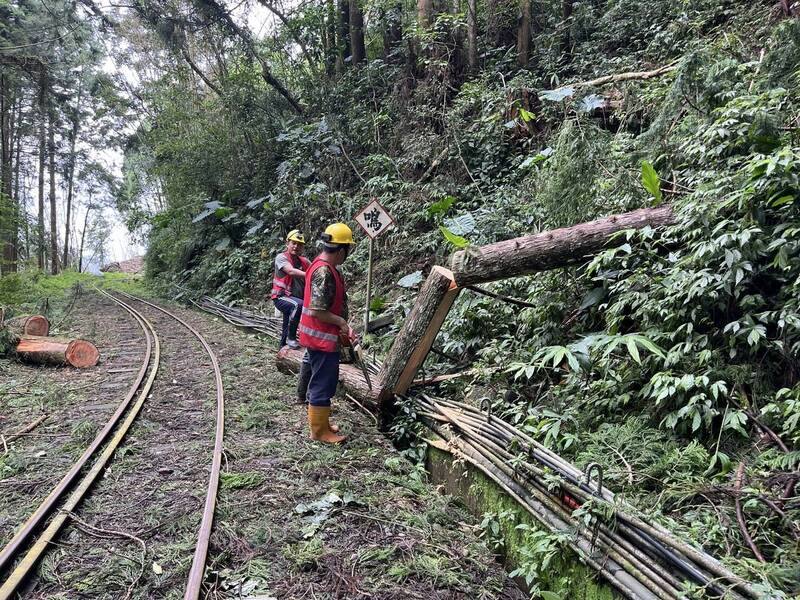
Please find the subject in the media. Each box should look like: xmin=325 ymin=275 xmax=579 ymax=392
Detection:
xmin=1 ymin=313 xmax=99 ymax=368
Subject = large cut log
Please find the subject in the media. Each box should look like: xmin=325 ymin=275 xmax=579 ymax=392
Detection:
xmin=450 ymin=205 xmax=676 ymax=286
xmin=15 ymin=335 xmax=99 ymax=368
xmin=4 ymin=315 xmax=50 ymax=337
xmin=377 ymin=266 xmax=460 ymax=399
xmin=275 ymin=346 xmax=380 ymax=409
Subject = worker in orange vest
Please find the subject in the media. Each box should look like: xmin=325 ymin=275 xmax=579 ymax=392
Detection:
xmin=271 ymin=229 xmax=310 ymax=349
xmin=298 ymin=223 xmax=355 ymax=444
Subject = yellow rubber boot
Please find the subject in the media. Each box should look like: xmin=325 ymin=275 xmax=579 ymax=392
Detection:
xmin=308 ymin=405 xmax=346 ymax=444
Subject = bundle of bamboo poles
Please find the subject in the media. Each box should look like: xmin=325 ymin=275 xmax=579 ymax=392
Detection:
xmin=195 ymin=296 xmax=284 ymax=337
xmin=194 ymin=296 xmax=382 ymax=374
xmin=412 ymin=395 xmax=759 ymax=600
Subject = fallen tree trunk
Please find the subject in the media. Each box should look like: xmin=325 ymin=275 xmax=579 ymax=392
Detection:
xmin=275 ymin=346 xmax=380 ymax=409
xmin=4 ymin=315 xmax=50 ymax=337
xmin=450 ymin=205 xmax=676 ymax=286
xmin=15 ymin=335 xmax=99 ymax=368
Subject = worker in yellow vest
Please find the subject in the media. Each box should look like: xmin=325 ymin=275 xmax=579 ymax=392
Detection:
xmin=271 ymin=229 xmax=310 ymax=349
xmin=298 ymin=223 xmax=355 ymax=444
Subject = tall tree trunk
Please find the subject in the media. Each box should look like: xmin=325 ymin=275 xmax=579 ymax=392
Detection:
xmin=349 ymin=0 xmax=366 ymax=65
xmin=516 ymin=0 xmax=531 ymax=67
xmin=48 ymin=106 xmax=58 ymax=274
xmin=417 ymin=0 xmax=432 ymax=27
xmin=13 ymin=98 xmax=22 ymax=264
xmin=326 ymin=0 xmax=337 ymax=76
xmin=0 ymin=73 xmax=15 ymax=274
xmin=336 ymin=0 xmax=351 ymax=73
xmin=37 ymin=69 xmax=46 ymax=271
xmin=63 ymin=81 xmax=83 ymax=271
xmin=78 ymin=201 xmax=91 ymax=273
xmin=467 ymin=0 xmax=478 ymax=71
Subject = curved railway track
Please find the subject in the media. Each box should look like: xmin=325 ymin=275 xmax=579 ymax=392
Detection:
xmin=0 ymin=290 xmax=225 ymax=600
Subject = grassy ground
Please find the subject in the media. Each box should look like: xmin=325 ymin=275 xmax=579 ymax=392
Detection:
xmin=0 ymin=275 xmax=524 ymax=599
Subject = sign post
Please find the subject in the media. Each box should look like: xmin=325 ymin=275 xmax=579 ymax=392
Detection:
xmin=354 ymin=198 xmax=395 ymax=334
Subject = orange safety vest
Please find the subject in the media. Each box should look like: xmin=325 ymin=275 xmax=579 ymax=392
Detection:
xmin=298 ymin=257 xmax=345 ymax=352
xmin=271 ymin=252 xmax=310 ymax=299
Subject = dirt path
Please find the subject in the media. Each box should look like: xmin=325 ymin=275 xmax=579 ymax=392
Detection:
xmin=0 ymin=290 xmax=524 ymax=600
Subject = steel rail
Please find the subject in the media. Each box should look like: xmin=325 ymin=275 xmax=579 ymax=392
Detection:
xmin=117 ymin=292 xmax=225 ymax=600
xmin=0 ymin=288 xmax=154 ymax=575
xmin=0 ymin=290 xmax=161 ymax=599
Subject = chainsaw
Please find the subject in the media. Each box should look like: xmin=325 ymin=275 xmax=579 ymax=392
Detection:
xmin=339 ymin=331 xmax=373 ymax=390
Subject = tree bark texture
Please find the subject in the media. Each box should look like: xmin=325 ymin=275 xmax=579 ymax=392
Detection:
xmin=275 ymin=346 xmax=380 ymax=409
xmin=48 ymin=106 xmax=58 ymax=274
xmin=467 ymin=0 xmax=478 ymax=70
xmin=15 ymin=335 xmax=99 ymax=368
xmin=326 ymin=0 xmax=337 ymax=76
xmin=378 ymin=266 xmax=460 ymax=399
xmin=4 ymin=315 xmax=50 ymax=337
xmin=349 ymin=0 xmax=365 ymax=65
xmin=417 ymin=0 xmax=432 ymax=27
xmin=450 ymin=205 xmax=676 ymax=286
xmin=337 ymin=0 xmax=351 ymax=73
xmin=516 ymin=0 xmax=531 ymax=67
xmin=78 ymin=203 xmax=91 ymax=272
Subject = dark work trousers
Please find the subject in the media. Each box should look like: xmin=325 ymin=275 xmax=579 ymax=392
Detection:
xmin=297 ymin=350 xmax=311 ymax=402
xmin=273 ymin=295 xmax=303 ymax=347
xmin=307 ymin=349 xmax=340 ymax=407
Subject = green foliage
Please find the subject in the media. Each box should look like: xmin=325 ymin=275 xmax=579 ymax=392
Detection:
xmin=112 ymin=0 xmax=800 ymax=593
xmin=640 ymin=161 xmax=663 ymax=206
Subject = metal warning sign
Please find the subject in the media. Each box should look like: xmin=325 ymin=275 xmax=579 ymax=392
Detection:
xmin=355 ymin=198 xmax=395 ymax=239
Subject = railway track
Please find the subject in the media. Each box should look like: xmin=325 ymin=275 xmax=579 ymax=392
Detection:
xmin=0 ymin=290 xmax=225 ymax=600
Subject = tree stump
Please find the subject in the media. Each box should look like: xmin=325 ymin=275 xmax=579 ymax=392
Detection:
xmin=15 ymin=335 xmax=99 ymax=368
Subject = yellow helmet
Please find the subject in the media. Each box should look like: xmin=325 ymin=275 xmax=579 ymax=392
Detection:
xmin=286 ymin=229 xmax=305 ymax=243
xmin=322 ymin=222 xmax=355 ymax=245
